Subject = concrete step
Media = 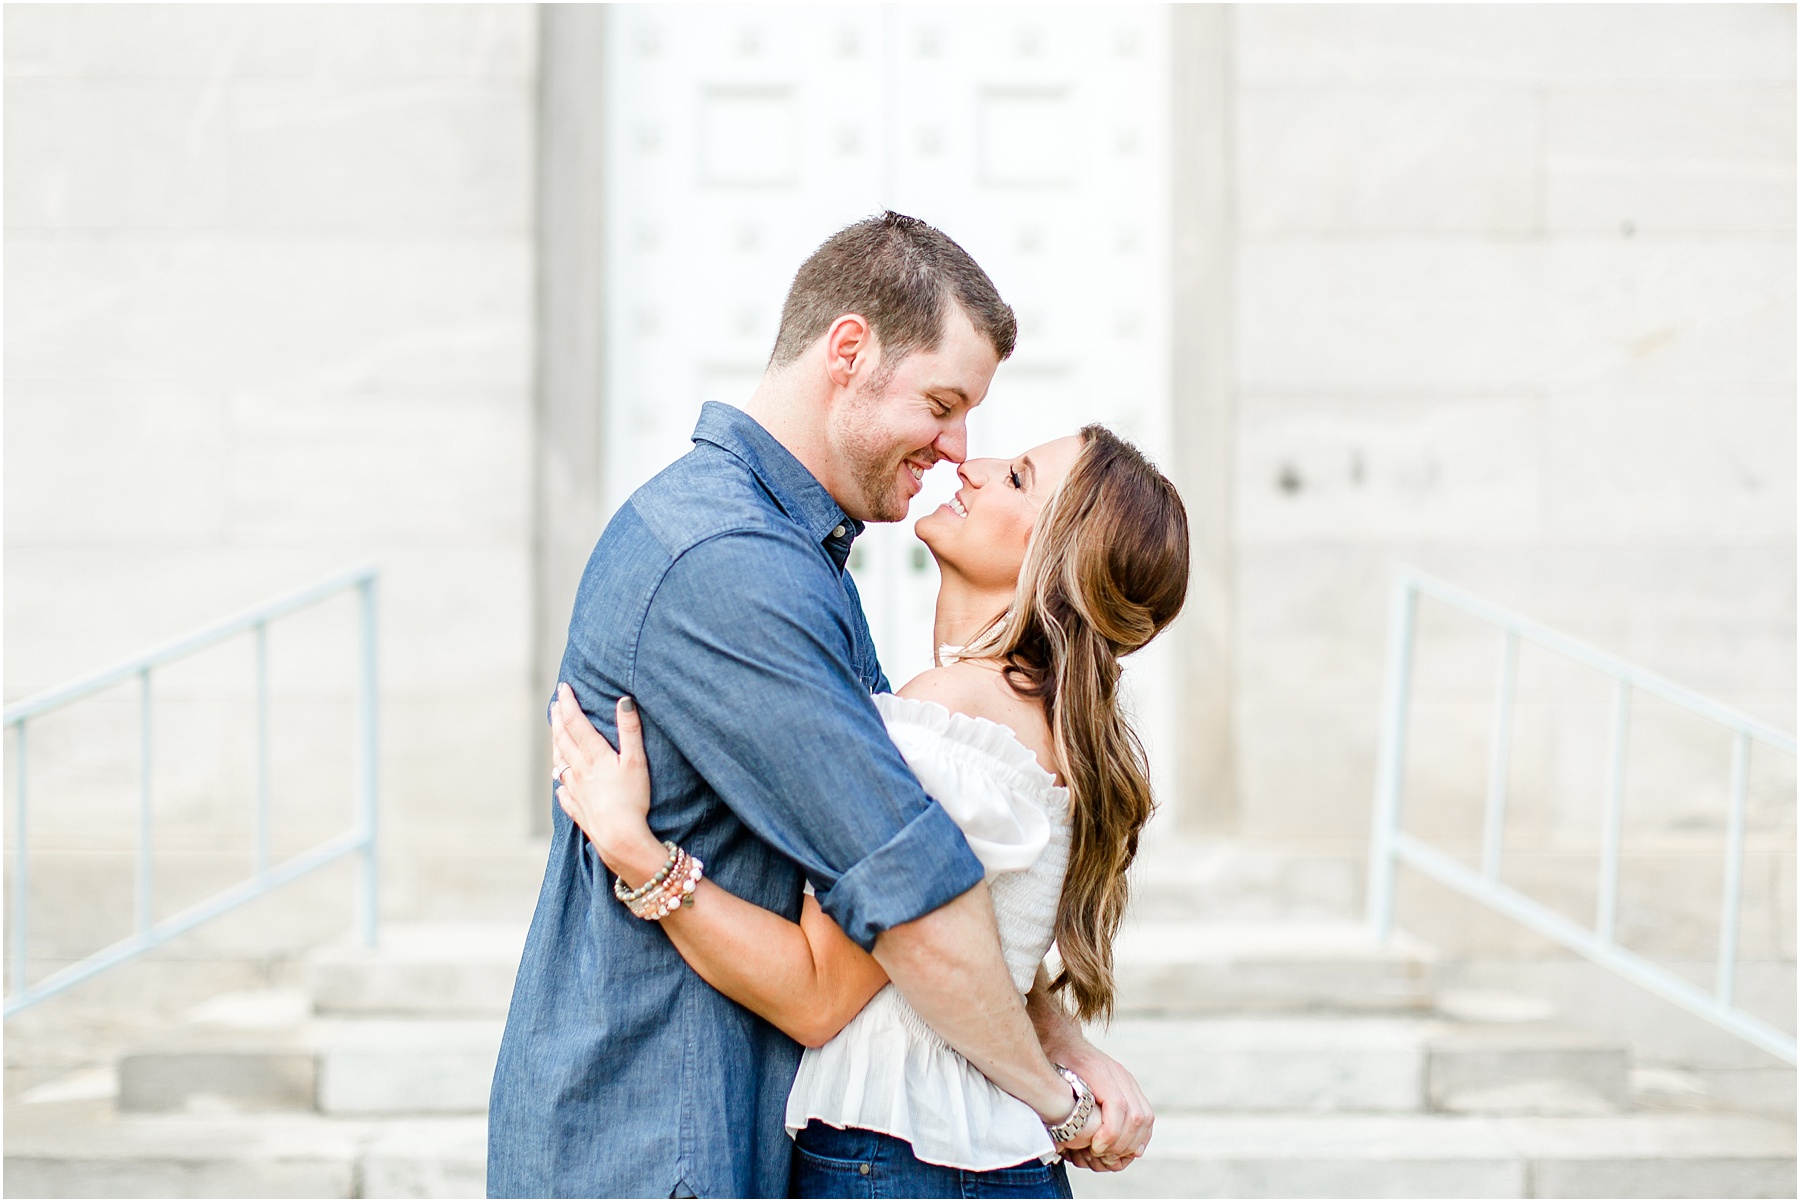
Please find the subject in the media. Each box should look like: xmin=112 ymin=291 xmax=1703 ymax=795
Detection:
xmin=118 ymin=1027 xmax=317 ymax=1114
xmin=1069 ymin=1112 xmax=1797 ymax=1199
xmin=1093 ymin=1017 xmax=1422 ymax=1112
xmin=1113 ymin=920 xmax=1437 ymax=1014
xmin=1427 ymin=1021 xmax=1630 ymax=1115
xmin=1126 ymin=835 xmax=1362 ymax=923
xmin=4 ymin=1099 xmax=485 ymax=1198
xmin=116 ymin=1006 xmax=502 ymax=1116
xmin=317 ymin=1019 xmax=501 ymax=1116
xmin=5 ymin=1099 xmax=367 ymax=1198
xmin=1091 ymin=1017 xmax=1628 ymax=1115
xmin=362 ymin=1117 xmax=488 ymax=1198
xmin=17 ymin=1104 xmax=1787 ymax=1200
xmin=308 ymin=922 xmax=525 ymax=1018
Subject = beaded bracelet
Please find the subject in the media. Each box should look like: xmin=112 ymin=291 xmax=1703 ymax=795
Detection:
xmin=622 ymin=847 xmax=684 ymax=919
xmin=621 ymin=846 xmax=704 ymax=920
xmin=613 ymin=841 xmax=681 ymax=905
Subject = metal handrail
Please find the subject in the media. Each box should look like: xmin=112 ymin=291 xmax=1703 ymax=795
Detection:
xmin=5 ymin=565 xmax=380 ymax=1017
xmin=1367 ymin=566 xmax=1796 ymax=1065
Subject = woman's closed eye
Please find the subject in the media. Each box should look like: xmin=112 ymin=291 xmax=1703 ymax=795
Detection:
xmin=1008 ymin=468 xmax=1024 ymax=489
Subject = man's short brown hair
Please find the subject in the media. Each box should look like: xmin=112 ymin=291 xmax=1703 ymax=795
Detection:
xmin=769 ymin=212 xmax=1017 ymax=373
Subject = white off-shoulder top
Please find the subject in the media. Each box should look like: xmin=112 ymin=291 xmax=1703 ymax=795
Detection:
xmin=785 ymin=692 xmax=1073 ymax=1171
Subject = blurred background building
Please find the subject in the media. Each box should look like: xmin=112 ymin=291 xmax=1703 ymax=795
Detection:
xmin=5 ymin=4 xmax=1794 ymax=1197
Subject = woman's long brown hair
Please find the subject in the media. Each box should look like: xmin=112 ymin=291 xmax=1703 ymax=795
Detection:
xmin=962 ymin=425 xmax=1190 ymax=1022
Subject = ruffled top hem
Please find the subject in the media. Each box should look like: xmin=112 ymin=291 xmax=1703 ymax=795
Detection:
xmin=784 ymin=693 xmax=1071 ymax=1172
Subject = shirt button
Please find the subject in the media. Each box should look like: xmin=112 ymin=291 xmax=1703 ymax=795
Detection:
xmin=858 ymin=1164 xmax=871 ymax=1176
xmin=832 ymin=525 xmax=846 ymax=539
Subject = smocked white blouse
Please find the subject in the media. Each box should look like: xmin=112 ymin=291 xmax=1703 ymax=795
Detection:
xmin=785 ymin=692 xmax=1073 ymax=1171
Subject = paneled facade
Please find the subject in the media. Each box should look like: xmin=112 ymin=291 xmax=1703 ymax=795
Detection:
xmin=598 ymin=5 xmax=1175 ymax=772
xmin=4 ymin=6 xmax=1792 ymax=975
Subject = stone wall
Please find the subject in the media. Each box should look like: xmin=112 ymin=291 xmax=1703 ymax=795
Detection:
xmin=1217 ymin=5 xmax=1794 ymax=963
xmin=4 ymin=5 xmax=540 ymax=963
xmin=6 ymin=4 xmax=1793 ymax=981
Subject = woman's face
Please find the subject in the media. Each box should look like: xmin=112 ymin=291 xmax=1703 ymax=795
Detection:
xmin=915 ymin=434 xmax=1085 ymax=591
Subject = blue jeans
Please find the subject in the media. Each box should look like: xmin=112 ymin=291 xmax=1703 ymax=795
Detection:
xmin=790 ymin=1122 xmax=1073 ymax=1199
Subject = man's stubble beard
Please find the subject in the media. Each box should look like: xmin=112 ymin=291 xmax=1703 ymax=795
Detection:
xmin=833 ymin=373 xmax=914 ymax=523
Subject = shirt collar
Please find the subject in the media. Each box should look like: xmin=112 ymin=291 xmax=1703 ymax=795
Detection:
xmin=691 ymin=402 xmax=864 ymax=564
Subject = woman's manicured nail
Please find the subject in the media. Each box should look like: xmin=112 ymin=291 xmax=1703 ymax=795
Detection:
xmin=620 ymin=696 xmax=635 ymax=714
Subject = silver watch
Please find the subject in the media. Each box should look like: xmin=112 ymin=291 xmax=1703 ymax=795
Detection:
xmin=1045 ymin=1064 xmax=1095 ymax=1143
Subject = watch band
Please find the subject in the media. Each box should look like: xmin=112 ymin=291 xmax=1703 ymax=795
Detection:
xmin=1045 ymin=1064 xmax=1095 ymax=1143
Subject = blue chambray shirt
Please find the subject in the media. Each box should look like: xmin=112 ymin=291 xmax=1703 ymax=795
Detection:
xmin=487 ymin=403 xmax=987 ymax=1199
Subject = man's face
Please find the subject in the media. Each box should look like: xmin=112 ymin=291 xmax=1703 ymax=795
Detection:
xmin=827 ymin=306 xmax=1001 ymax=523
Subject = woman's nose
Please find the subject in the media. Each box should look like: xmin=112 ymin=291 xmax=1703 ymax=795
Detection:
xmin=959 ymin=458 xmax=994 ymax=488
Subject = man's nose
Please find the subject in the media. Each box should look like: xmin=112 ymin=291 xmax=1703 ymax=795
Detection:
xmin=933 ymin=417 xmax=968 ymax=465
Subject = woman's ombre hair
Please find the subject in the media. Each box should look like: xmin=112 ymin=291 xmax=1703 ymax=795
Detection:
xmin=963 ymin=425 xmax=1189 ymax=1022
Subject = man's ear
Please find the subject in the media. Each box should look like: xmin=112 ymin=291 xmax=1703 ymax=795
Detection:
xmin=822 ymin=313 xmax=875 ymax=390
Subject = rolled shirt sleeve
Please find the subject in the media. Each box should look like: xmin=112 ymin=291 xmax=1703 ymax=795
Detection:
xmin=629 ymin=526 xmax=985 ymax=949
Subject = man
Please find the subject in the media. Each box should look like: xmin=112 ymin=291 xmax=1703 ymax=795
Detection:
xmin=489 ymin=213 xmax=1148 ymax=1198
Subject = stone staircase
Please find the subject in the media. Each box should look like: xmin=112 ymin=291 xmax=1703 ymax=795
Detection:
xmin=6 ymin=923 xmax=516 ymax=1198
xmin=1069 ymin=915 xmax=1794 ymax=1198
xmin=7 ymin=910 xmax=1794 ymax=1197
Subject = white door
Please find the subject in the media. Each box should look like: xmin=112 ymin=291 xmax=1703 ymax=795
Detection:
xmin=604 ymin=4 xmax=1176 ymax=804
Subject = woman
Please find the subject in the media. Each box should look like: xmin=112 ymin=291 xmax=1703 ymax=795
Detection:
xmin=551 ymin=425 xmax=1189 ymax=1198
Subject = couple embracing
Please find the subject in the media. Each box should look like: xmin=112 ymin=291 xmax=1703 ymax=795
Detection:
xmin=488 ymin=213 xmax=1190 ymax=1199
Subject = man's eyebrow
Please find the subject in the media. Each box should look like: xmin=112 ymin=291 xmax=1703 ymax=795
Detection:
xmin=930 ymin=385 xmax=971 ymax=406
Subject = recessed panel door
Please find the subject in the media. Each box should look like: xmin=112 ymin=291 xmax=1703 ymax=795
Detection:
xmin=605 ymin=5 xmax=1176 ymax=804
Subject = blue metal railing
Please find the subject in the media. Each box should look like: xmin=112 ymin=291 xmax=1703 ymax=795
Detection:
xmin=5 ymin=565 xmax=380 ymax=1017
xmin=1368 ymin=567 xmax=1796 ymax=1065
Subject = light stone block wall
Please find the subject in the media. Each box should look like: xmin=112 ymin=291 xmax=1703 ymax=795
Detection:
xmin=1225 ymin=5 xmax=1795 ymax=960
xmin=7 ymin=3 xmax=1793 ymax=981
xmin=4 ymin=5 xmax=540 ymax=961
